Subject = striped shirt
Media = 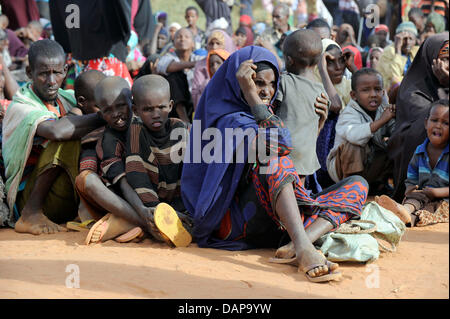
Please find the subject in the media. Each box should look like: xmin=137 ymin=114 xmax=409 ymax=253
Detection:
xmin=405 ymin=138 xmax=449 ymax=191
xmin=125 ymin=117 xmax=188 ymax=211
xmin=96 ymin=127 xmax=127 ymax=186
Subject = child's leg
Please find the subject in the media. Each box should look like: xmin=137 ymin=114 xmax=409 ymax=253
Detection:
xmin=80 ymin=171 xmax=145 ymax=228
xmin=376 ymin=195 xmax=412 ymax=224
xmin=77 ymin=201 xmax=94 ymax=222
xmin=363 ymin=144 xmax=393 ymax=193
xmin=334 ymin=141 xmax=366 ymax=180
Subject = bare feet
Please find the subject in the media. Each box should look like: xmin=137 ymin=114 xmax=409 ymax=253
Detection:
xmin=275 ymin=241 xmax=295 ymax=259
xmin=375 ymin=195 xmax=412 ymax=224
xmin=275 ymin=241 xmax=339 ymax=278
xmin=15 ymin=211 xmax=67 ymax=235
xmin=297 ymin=247 xmax=338 ymax=278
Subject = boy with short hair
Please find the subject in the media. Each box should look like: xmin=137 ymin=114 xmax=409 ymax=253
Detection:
xmin=70 ymin=70 xmax=106 ymax=226
xmin=76 ymin=76 xmax=145 ymax=244
xmin=126 ymin=74 xmax=192 ymax=247
xmin=377 ymin=100 xmax=449 ymax=227
xmin=75 ymin=76 xmax=170 ymax=245
xmin=327 ymin=68 xmax=395 ymax=193
xmin=306 ymin=18 xmax=331 ymax=40
xmin=274 ymin=29 xmax=329 ymax=183
xmin=185 ymin=6 xmax=205 ymax=51
xmin=74 ymin=70 xmax=106 ymax=115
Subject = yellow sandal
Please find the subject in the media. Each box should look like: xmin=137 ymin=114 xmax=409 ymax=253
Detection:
xmin=154 ymin=203 xmax=192 ymax=247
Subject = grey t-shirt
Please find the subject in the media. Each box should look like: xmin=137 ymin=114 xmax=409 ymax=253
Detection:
xmin=275 ymin=72 xmax=328 ymax=176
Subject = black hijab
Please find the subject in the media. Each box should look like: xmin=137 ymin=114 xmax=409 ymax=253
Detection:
xmin=388 ymin=32 xmax=449 ymax=201
xmin=396 ymin=32 xmax=449 ymax=125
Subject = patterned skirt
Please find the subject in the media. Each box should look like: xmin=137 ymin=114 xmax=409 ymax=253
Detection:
xmin=214 ymin=155 xmax=369 ymax=249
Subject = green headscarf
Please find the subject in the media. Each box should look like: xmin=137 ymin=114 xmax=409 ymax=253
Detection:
xmin=426 ymin=12 xmax=446 ymax=34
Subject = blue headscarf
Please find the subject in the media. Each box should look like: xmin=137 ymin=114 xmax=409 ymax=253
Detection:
xmin=181 ymin=46 xmax=280 ymax=249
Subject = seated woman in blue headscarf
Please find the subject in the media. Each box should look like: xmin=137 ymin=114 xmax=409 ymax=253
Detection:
xmin=181 ymin=46 xmax=369 ymax=283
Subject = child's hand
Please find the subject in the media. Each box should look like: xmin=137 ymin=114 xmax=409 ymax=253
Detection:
xmin=422 ymin=187 xmax=437 ymax=200
xmin=315 ymin=93 xmax=329 ymax=131
xmin=405 ymin=185 xmax=419 ymax=196
xmin=380 ymin=104 xmax=396 ymax=122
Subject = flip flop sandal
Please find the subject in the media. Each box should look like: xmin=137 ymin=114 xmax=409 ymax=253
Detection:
xmin=84 ymin=214 xmax=111 ymax=245
xmin=66 ymin=219 xmax=96 ymax=232
xmin=115 ymin=227 xmax=144 ymax=243
xmin=301 ymin=261 xmax=342 ymax=283
xmin=154 ymin=203 xmax=192 ymax=247
xmin=268 ymin=250 xmax=327 ymax=266
xmin=268 ymin=256 xmax=298 ymax=265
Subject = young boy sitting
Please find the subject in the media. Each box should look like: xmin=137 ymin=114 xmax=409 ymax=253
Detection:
xmin=125 ymin=74 xmax=192 ymax=247
xmin=377 ymin=100 xmax=449 ymax=227
xmin=327 ymin=68 xmax=395 ymax=193
xmin=274 ymin=29 xmax=330 ymax=183
xmin=75 ymin=76 xmax=148 ymax=244
xmin=69 ymin=70 xmax=106 ymax=227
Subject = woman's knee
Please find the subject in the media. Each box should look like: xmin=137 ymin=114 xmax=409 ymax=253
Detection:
xmin=342 ymin=175 xmax=369 ymax=190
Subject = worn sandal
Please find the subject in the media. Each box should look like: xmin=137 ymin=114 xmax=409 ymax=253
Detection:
xmin=66 ymin=219 xmax=96 ymax=232
xmin=301 ymin=260 xmax=342 ymax=283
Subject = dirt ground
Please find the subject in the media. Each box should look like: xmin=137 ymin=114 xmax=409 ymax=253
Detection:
xmin=0 ymin=219 xmax=448 ymax=299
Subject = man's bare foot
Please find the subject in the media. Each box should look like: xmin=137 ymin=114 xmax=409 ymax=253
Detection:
xmin=297 ymin=247 xmax=338 ymax=278
xmin=15 ymin=211 xmax=67 ymax=235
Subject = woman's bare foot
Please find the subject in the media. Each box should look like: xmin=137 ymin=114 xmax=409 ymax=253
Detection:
xmin=275 ymin=241 xmax=295 ymax=259
xmin=14 ymin=210 xmax=67 ymax=235
xmin=297 ymin=247 xmax=338 ymax=278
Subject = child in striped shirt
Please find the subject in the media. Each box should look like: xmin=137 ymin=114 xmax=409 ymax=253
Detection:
xmin=377 ymin=99 xmax=449 ymax=227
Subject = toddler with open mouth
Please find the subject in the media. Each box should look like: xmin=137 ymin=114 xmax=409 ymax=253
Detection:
xmin=376 ymin=99 xmax=449 ymax=227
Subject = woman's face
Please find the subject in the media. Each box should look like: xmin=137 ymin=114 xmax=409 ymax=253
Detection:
xmin=235 ymin=32 xmax=247 ymax=48
xmin=369 ymin=50 xmax=382 ymax=69
xmin=208 ymin=54 xmax=225 ymax=77
xmin=207 ymin=38 xmax=224 ymax=51
xmin=326 ymin=47 xmax=345 ymax=84
xmin=253 ymin=68 xmax=276 ymax=105
xmin=157 ymin=34 xmax=168 ymax=49
xmin=169 ymin=27 xmax=178 ymax=40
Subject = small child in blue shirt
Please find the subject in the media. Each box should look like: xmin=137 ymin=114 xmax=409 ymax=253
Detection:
xmin=377 ymin=99 xmax=449 ymax=227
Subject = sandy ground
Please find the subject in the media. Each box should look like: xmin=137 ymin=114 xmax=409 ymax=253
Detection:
xmin=0 ymin=219 xmax=448 ymax=299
